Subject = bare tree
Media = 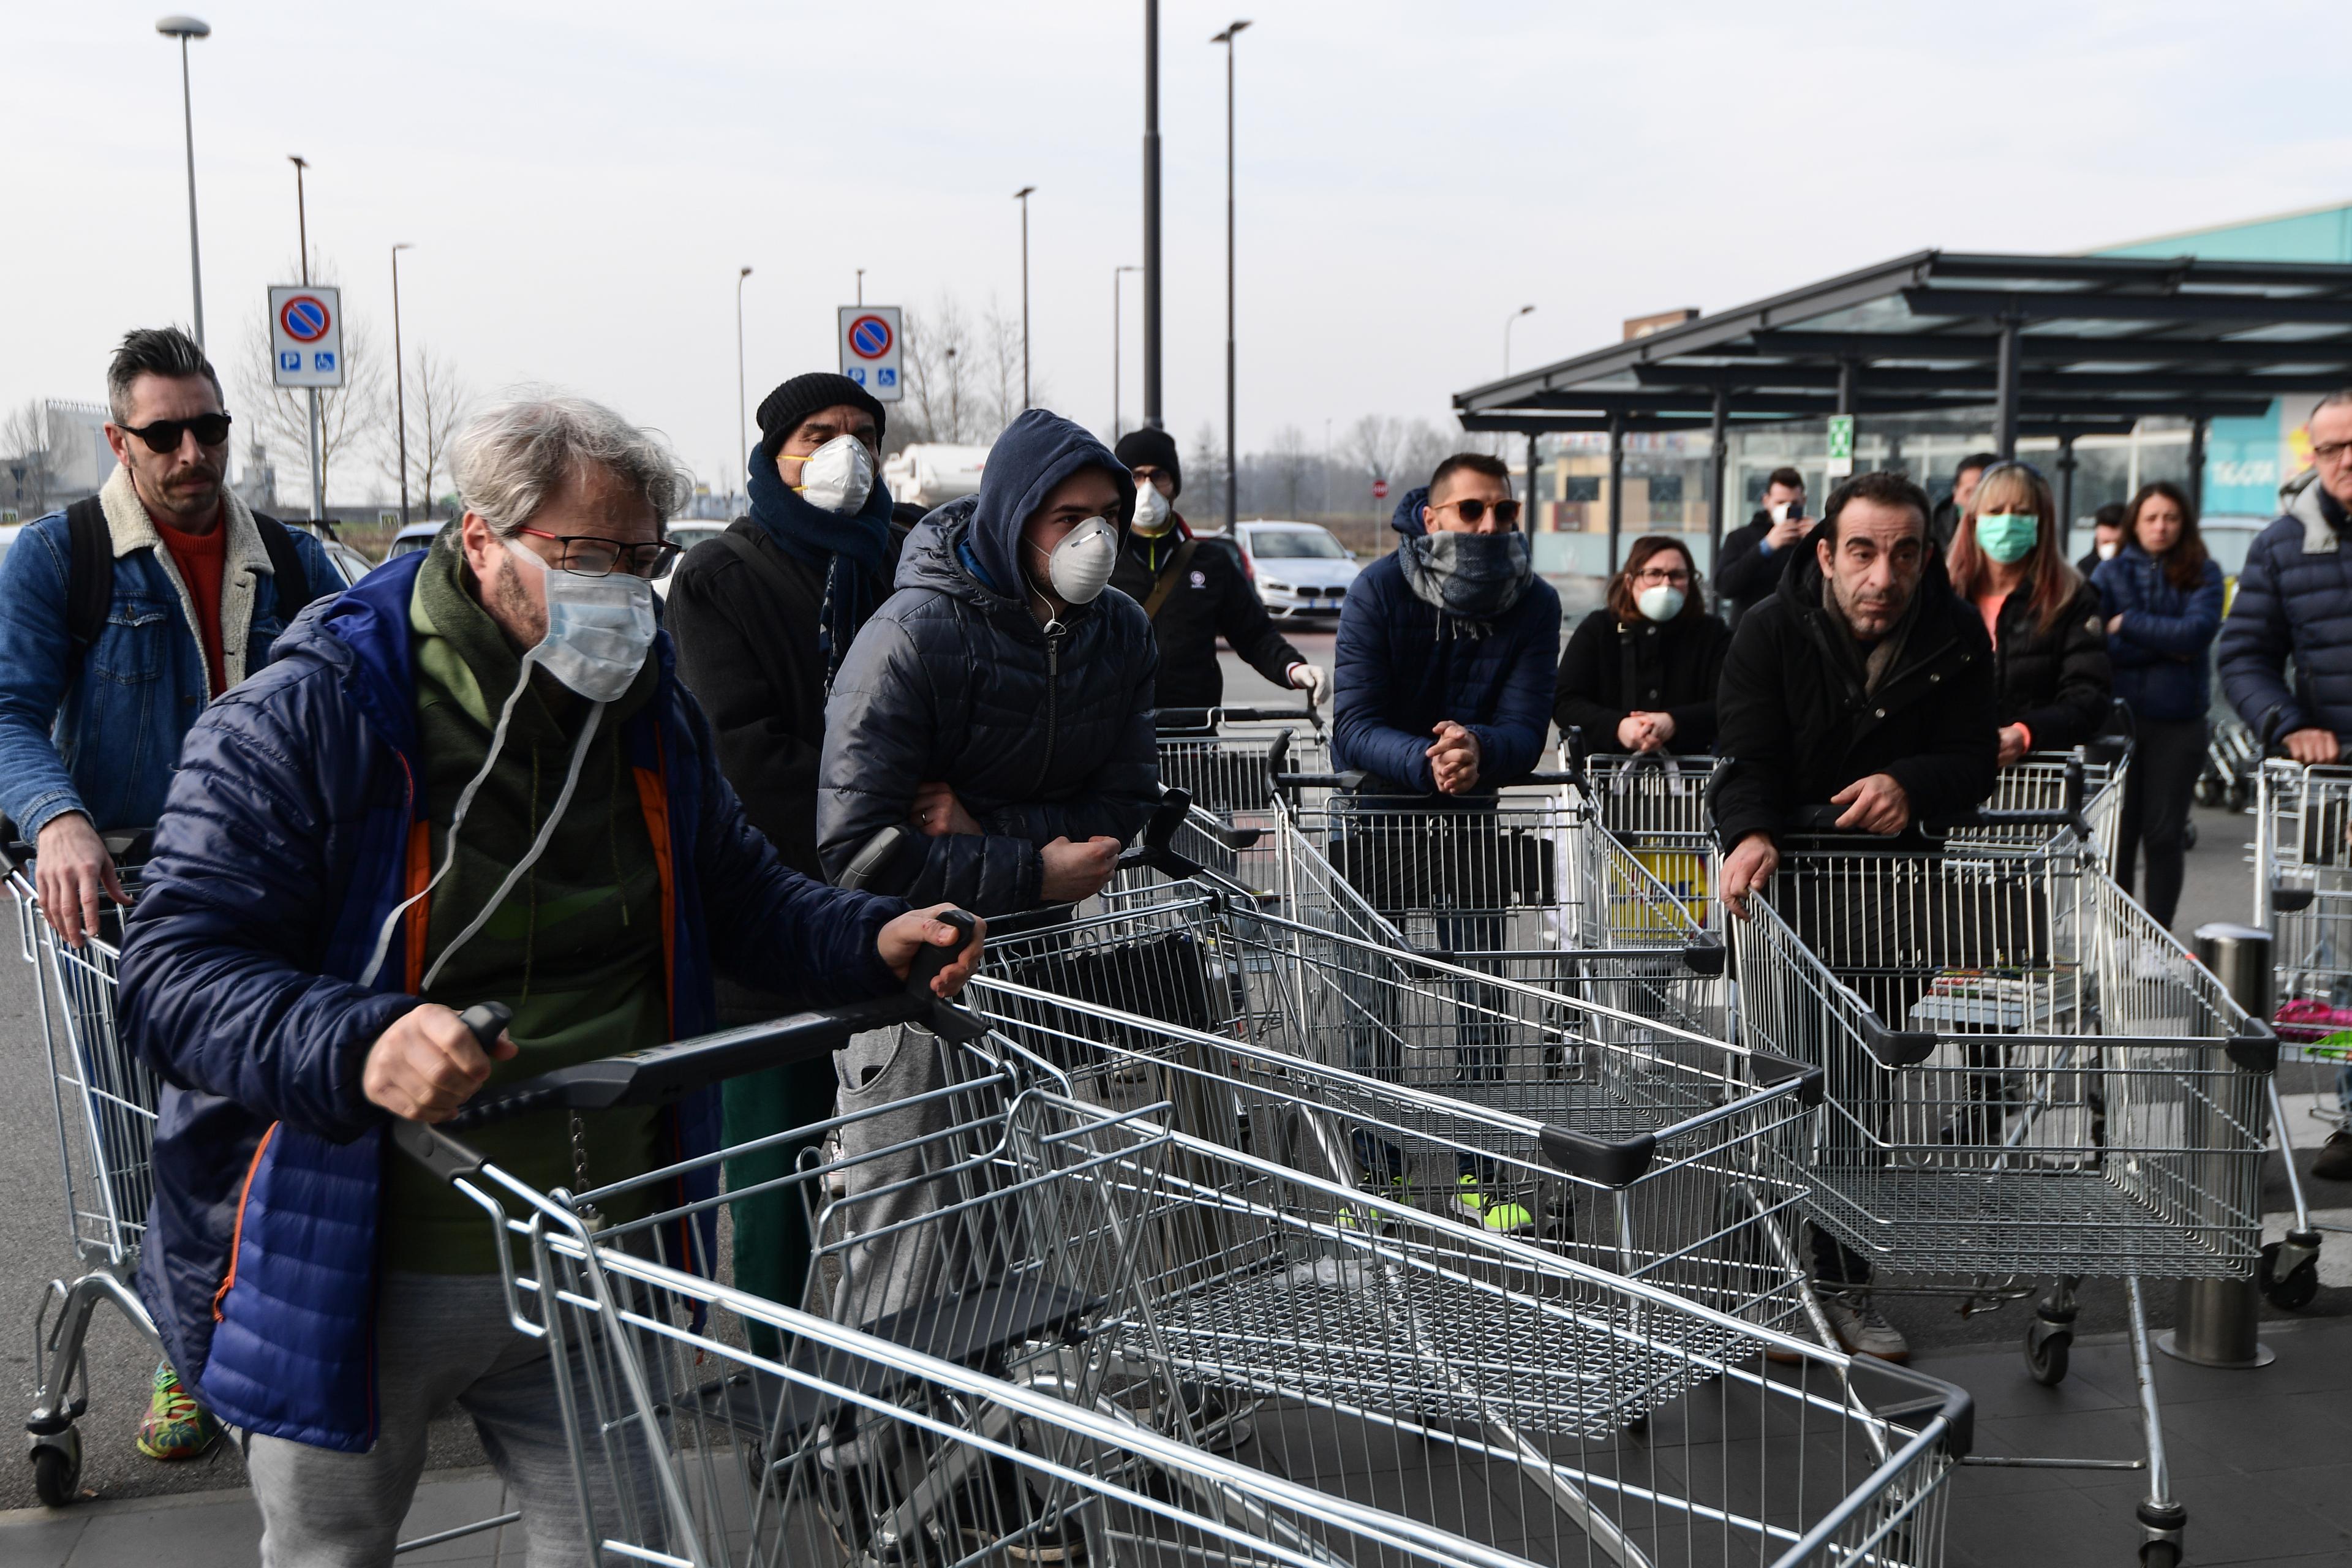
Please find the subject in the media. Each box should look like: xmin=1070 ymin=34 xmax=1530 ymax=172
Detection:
xmin=1185 ymin=422 xmax=1228 ymax=524
xmin=1265 ymin=424 xmax=1312 ymax=516
xmin=232 ymin=257 xmax=389 ymax=514
xmin=1 ymin=401 xmax=52 ymax=518
xmin=1395 ymin=418 xmax=1453 ymax=492
xmin=377 ymin=345 xmax=470 ymax=519
xmin=902 ymin=293 xmax=979 ymax=447
xmin=981 ymin=301 xmax=1026 ymax=437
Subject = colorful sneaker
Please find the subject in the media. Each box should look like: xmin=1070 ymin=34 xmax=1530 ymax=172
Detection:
xmin=136 ymin=1360 xmax=221 ymax=1461
xmin=1454 ymin=1173 xmax=1536 ymax=1236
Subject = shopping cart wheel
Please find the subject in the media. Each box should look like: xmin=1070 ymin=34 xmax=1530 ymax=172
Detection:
xmin=2258 ymin=1240 xmax=2321 ymax=1311
xmin=2193 ymin=776 xmax=2222 ymax=809
xmin=2023 ymin=1317 xmax=2072 ymax=1385
xmin=30 ymin=1425 xmax=81 ymax=1507
xmin=2139 ymin=1540 xmax=2181 ymax=1568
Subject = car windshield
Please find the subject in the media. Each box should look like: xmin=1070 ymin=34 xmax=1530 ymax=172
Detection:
xmin=1250 ymin=530 xmax=1348 ymax=560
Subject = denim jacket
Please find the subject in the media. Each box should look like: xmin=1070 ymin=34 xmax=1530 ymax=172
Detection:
xmin=0 ymin=467 xmax=339 ymax=837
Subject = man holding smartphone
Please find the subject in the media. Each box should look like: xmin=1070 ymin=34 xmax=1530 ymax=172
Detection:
xmin=1711 ymin=466 xmax=1811 ymax=626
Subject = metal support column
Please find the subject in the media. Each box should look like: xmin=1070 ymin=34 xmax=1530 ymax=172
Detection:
xmin=1605 ymin=413 xmax=1625 ymax=577
xmin=1140 ymin=0 xmax=1163 ymax=430
xmin=1707 ymin=388 xmax=1728 ymax=571
xmin=1525 ymin=432 xmax=1539 ymax=532
xmin=2161 ymin=923 xmax=2277 ymax=1369
xmin=2187 ymin=416 xmax=2209 ymax=517
xmin=1994 ymin=315 xmax=2021 ymax=461
xmin=2056 ymin=434 xmax=2077 ymax=535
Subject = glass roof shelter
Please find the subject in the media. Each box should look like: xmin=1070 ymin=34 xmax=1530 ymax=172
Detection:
xmin=1453 ymin=249 xmax=2352 ymax=577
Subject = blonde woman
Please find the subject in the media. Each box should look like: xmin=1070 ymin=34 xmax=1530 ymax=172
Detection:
xmin=1945 ymin=461 xmax=2111 ymax=765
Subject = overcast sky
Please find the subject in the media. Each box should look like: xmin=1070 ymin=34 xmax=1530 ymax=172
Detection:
xmin=7 ymin=1 xmax=2346 ymax=494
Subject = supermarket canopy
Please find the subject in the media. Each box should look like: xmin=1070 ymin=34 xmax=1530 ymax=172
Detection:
xmin=1454 ymin=250 xmax=2352 ymax=445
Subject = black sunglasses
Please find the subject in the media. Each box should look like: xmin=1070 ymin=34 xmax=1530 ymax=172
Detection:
xmin=118 ymin=413 xmax=233 ymax=452
xmin=1438 ymin=496 xmax=1521 ymax=527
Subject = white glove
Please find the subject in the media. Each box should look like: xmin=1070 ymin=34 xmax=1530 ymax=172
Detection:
xmin=1288 ymin=663 xmax=1332 ymax=707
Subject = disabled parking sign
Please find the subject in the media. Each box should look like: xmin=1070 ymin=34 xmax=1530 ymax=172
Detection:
xmin=268 ymin=285 xmax=345 ymax=389
xmin=839 ymin=305 xmax=904 ymax=404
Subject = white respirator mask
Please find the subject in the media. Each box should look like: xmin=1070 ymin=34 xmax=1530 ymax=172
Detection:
xmin=1033 ymin=516 xmax=1119 ymax=606
xmin=794 ymin=434 xmax=875 ymax=514
xmin=1635 ymin=584 xmax=1686 ymax=623
xmin=1131 ymin=483 xmax=1175 ymax=537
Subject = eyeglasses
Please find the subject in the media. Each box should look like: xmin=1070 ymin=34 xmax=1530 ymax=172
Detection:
xmin=1632 ymin=567 xmax=1691 ymax=586
xmin=516 ymin=527 xmax=684 ymax=579
xmin=1436 ymin=497 xmax=1521 ymax=527
xmin=117 ymin=413 xmax=232 ymax=451
xmin=2314 ymin=440 xmax=2352 ymax=466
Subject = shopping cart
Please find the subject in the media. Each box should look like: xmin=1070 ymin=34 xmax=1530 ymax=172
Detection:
xmin=1154 ymin=704 xmax=1329 ymax=818
xmin=1729 ymin=805 xmax=2279 ymax=1564
xmin=1566 ymin=747 xmax=1723 ymax=935
xmin=390 ymin=1005 xmax=1971 ymax=1568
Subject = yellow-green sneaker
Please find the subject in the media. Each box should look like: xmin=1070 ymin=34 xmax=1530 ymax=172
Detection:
xmin=1455 ymin=1173 xmax=1535 ymax=1235
xmin=136 ymin=1360 xmax=221 ymax=1461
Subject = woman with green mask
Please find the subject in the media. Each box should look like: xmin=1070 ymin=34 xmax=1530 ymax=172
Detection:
xmin=1947 ymin=461 xmax=2112 ymax=766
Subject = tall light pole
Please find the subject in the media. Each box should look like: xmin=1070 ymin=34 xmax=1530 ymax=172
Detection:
xmin=1013 ymin=187 xmax=1036 ymax=410
xmin=157 ymin=17 xmax=211 ymax=348
xmin=288 ymin=155 xmax=323 ymax=523
xmin=1212 ymin=19 xmax=1250 ymax=534
xmin=1112 ymin=264 xmax=1140 ymax=439
xmin=736 ymin=266 xmax=753 ymax=501
xmin=1141 ymin=0 xmax=1163 ymax=431
xmin=855 ymin=268 xmax=865 ymax=307
xmin=391 ymin=243 xmax=413 ymax=522
xmin=1504 ymin=303 xmax=1536 ymax=375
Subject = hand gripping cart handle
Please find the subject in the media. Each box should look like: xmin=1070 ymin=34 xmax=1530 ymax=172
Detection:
xmin=389 ymin=910 xmax=983 ymax=1182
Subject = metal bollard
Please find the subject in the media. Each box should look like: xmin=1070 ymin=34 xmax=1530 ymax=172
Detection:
xmin=2158 ymin=923 xmax=2277 ymax=1368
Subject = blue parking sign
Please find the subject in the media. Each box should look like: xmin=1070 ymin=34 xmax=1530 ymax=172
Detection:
xmin=279 ymin=351 xmax=301 ymax=372
xmin=314 ymin=352 xmax=336 ymax=372
xmin=877 ymin=368 xmax=897 ymax=387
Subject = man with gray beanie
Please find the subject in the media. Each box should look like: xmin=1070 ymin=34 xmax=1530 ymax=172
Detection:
xmin=665 ymin=370 xmax=908 ymax=1348
xmin=1109 ymin=426 xmax=1326 ymax=717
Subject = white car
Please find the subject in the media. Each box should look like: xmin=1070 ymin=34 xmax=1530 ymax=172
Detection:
xmin=1235 ymin=521 xmax=1359 ymax=620
xmin=653 ymin=522 xmax=728 ymax=600
xmin=383 ymin=521 xmax=443 ymax=559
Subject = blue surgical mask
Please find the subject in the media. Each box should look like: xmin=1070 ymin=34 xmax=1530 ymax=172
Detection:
xmin=1976 ymin=513 xmax=2040 ymax=565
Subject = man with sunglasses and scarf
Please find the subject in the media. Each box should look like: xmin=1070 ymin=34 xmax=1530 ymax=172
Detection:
xmin=0 ymin=326 xmax=339 ymax=1463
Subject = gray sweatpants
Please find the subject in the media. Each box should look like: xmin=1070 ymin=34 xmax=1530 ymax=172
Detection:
xmin=246 ymin=1270 xmax=656 ymax=1568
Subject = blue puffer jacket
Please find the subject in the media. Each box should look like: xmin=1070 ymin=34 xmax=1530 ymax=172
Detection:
xmin=1331 ymin=488 xmax=1561 ymax=794
xmin=2092 ymin=544 xmax=2225 ymax=724
xmin=2219 ymin=481 xmax=2352 ymax=741
xmin=816 ymin=410 xmax=1158 ymax=914
xmin=118 ymin=551 xmax=903 ymax=1452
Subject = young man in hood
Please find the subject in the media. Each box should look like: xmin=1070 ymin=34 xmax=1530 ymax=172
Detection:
xmin=664 ymin=371 xmax=908 ymax=1343
xmin=1108 ymin=425 xmax=1327 ymax=716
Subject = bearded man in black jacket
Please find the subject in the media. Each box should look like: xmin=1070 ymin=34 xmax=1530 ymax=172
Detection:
xmin=1109 ymin=427 xmax=1329 ymax=718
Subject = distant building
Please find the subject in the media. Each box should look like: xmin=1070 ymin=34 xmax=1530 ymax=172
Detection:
xmin=42 ymin=401 xmax=112 ymax=500
xmin=232 ymin=437 xmax=279 ymax=514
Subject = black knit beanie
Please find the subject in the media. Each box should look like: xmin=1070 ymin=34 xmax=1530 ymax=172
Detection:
xmin=1113 ymin=427 xmax=1182 ymax=498
xmin=756 ymin=372 xmax=887 ymax=458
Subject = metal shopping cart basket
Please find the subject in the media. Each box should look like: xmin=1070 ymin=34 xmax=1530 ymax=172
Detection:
xmin=1729 ymin=804 xmax=2277 ymax=1564
xmin=388 ymin=998 xmax=1971 ymax=1568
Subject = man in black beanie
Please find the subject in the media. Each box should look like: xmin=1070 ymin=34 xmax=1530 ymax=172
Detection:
xmin=1109 ymin=425 xmax=1327 ymax=720
xmin=665 ymin=370 xmax=907 ymax=1347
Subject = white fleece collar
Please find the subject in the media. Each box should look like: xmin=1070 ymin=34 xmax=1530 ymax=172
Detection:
xmin=97 ymin=464 xmax=276 ymax=688
xmin=2293 ymin=478 xmax=2340 ymax=557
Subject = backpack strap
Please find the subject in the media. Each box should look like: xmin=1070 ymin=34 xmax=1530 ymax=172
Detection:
xmin=249 ymin=513 xmax=320 ymax=624
xmin=1139 ymin=538 xmax=1202 ymax=622
xmin=64 ymin=496 xmax=114 ymax=680
xmin=712 ymin=527 xmax=824 ymax=623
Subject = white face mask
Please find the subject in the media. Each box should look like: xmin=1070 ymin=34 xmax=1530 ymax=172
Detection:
xmin=794 ymin=434 xmax=874 ymax=514
xmin=1032 ymin=516 xmax=1118 ymax=605
xmin=2096 ymin=539 xmax=2120 ymax=560
xmin=505 ymin=539 xmax=657 ymax=704
xmin=1635 ymin=584 xmax=1686 ymax=623
xmin=1131 ymin=483 xmax=1174 ymax=537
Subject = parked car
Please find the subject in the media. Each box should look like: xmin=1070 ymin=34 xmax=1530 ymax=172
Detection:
xmin=652 ymin=521 xmax=728 ymax=600
xmin=319 ymin=538 xmax=375 ymax=587
xmin=384 ymin=521 xmax=443 ymax=559
xmin=1234 ymin=521 xmax=1359 ymax=620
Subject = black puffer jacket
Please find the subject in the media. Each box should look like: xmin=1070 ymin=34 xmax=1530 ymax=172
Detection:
xmin=1554 ymin=606 xmax=1732 ymax=753
xmin=816 ymin=410 xmax=1159 ymax=915
xmin=2219 ymin=481 xmax=2352 ymax=742
xmin=1980 ymin=575 xmax=2111 ymax=753
xmin=1712 ymin=541 xmax=1998 ymax=846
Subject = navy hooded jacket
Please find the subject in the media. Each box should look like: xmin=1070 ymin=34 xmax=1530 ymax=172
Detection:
xmin=2092 ymin=543 xmax=2225 ymax=725
xmin=1330 ymin=488 xmax=1561 ymax=794
xmin=116 ymin=551 xmax=904 ymax=1451
xmin=816 ymin=410 xmax=1159 ymax=914
xmin=2218 ymin=481 xmax=2352 ymax=741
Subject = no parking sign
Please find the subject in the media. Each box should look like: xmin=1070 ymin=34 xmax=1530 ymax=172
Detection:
xmin=268 ymin=285 xmax=345 ymax=388
xmin=839 ymin=305 xmax=903 ymax=403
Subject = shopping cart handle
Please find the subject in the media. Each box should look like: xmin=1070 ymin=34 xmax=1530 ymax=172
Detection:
xmin=1117 ymin=788 xmax=1204 ymax=879
xmin=0 ymin=818 xmax=151 ymax=875
xmin=1157 ymin=706 xmax=1316 ymax=729
xmin=1748 ymin=1050 xmax=1825 ymax=1107
xmin=2226 ymin=1030 xmax=2279 ymax=1074
xmin=1681 ymin=938 xmax=1727 ymax=978
xmin=2269 ymin=878 xmax=2316 ymax=914
xmin=1536 ymin=1125 xmax=1657 ymax=1188
xmin=1272 ymin=770 xmax=1368 ymax=793
xmin=1860 ymin=1014 xmax=1937 ymax=1069
xmin=1847 ymin=1357 xmax=1975 ymax=1460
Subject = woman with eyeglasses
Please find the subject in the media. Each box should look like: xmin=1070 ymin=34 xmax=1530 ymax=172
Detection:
xmin=1946 ymin=461 xmax=2111 ymax=767
xmin=1555 ymin=537 xmax=1730 ymax=755
xmin=2091 ymin=481 xmax=2223 ymax=929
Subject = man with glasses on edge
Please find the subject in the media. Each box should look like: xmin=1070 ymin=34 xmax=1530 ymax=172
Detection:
xmin=0 ymin=326 xmax=340 ymax=1464
xmin=2219 ymin=388 xmax=2352 ymax=1178
xmin=1329 ymin=453 xmax=1561 ymax=1234
xmin=116 ymin=395 xmax=979 ymax=1558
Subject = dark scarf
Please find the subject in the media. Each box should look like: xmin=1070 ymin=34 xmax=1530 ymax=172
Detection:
xmin=1398 ymin=529 xmax=1532 ymax=639
xmin=744 ymin=443 xmax=894 ymax=685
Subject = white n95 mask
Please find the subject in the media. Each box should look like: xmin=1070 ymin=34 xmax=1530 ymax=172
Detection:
xmin=795 ymin=434 xmax=874 ymax=514
xmin=1131 ymin=484 xmax=1174 ymax=537
xmin=1036 ymin=516 xmax=1118 ymax=605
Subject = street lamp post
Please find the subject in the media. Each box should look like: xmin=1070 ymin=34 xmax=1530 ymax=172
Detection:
xmin=1212 ymin=19 xmax=1250 ymax=535
xmin=287 ymin=155 xmax=324 ymax=523
xmin=391 ymin=243 xmax=412 ymax=522
xmin=1013 ymin=187 xmax=1036 ymax=410
xmin=1112 ymin=264 xmax=1140 ymax=439
xmin=1504 ymin=303 xmax=1536 ymax=375
xmin=736 ymin=266 xmax=753 ymax=502
xmin=1142 ymin=0 xmax=1163 ymax=430
xmin=156 ymin=16 xmax=211 ymax=348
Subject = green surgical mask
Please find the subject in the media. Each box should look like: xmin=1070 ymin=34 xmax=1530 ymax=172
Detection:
xmin=1976 ymin=512 xmax=2040 ymax=564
